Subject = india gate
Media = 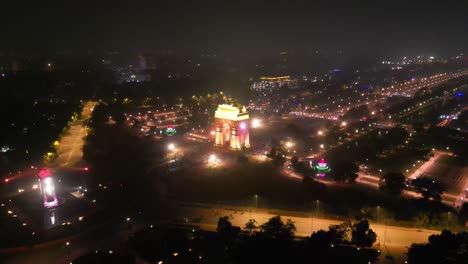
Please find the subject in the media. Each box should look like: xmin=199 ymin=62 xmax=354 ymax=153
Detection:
xmin=214 ymin=104 xmax=250 ymax=150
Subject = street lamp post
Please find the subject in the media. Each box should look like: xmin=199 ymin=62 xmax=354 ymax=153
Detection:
xmin=383 ymin=219 xmax=388 ymax=246
xmin=254 ymin=194 xmax=258 ymax=209
xmin=316 ymin=200 xmax=319 ymax=218
xmin=311 ymin=210 xmax=314 ymax=234
xmin=377 ymin=206 xmax=380 ymax=223
xmin=446 ymin=212 xmax=450 ymax=230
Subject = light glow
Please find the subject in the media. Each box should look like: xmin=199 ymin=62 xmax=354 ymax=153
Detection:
xmin=40 ymin=172 xmax=58 ymax=208
xmin=251 ymin=119 xmax=261 ymax=128
xmin=209 ymin=154 xmax=217 ymax=163
xmin=168 ymin=143 xmax=175 ymax=151
xmin=240 ymin=122 xmax=246 ymax=130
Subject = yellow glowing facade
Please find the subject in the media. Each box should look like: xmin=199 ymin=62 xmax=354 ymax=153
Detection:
xmin=214 ymin=104 xmax=250 ymax=150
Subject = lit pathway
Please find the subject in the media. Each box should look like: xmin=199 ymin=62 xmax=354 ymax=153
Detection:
xmin=52 ymin=101 xmax=96 ymax=168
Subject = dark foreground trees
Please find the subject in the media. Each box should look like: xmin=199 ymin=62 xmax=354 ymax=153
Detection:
xmin=96 ymin=216 xmax=380 ymax=264
xmin=407 ymin=230 xmax=468 ymax=264
xmin=309 ymin=219 xmax=377 ymax=248
xmin=260 ymin=215 xmax=296 ymax=240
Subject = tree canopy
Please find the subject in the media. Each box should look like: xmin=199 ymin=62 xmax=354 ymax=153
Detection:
xmin=407 ymin=230 xmax=468 ymax=264
xmin=260 ymin=215 xmax=296 ymax=240
xmin=330 ymin=160 xmax=358 ymax=183
xmin=379 ymin=172 xmax=406 ymax=195
xmin=411 ymin=177 xmax=445 ymax=201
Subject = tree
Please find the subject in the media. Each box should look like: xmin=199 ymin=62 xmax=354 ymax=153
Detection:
xmin=217 ymin=216 xmax=233 ymax=233
xmin=267 ymin=147 xmax=277 ymax=159
xmin=407 ymin=230 xmax=468 ymax=264
xmin=379 ymin=172 xmax=405 ymax=195
xmin=244 ymin=219 xmax=258 ymax=233
xmin=328 ymin=222 xmax=351 ymax=243
xmin=291 ymin=156 xmax=299 ymax=167
xmin=343 ymin=105 xmax=370 ymax=120
xmin=267 ymin=147 xmax=287 ymax=167
xmin=413 ymin=212 xmax=434 ymax=229
xmin=412 ymin=177 xmax=445 ymax=201
xmin=273 ymin=153 xmax=286 ymax=167
xmin=291 ymin=156 xmax=306 ymax=173
xmin=330 ymin=160 xmax=358 ymax=183
xmin=217 ymin=216 xmax=240 ymax=242
xmin=351 ymin=219 xmax=377 ymax=247
xmin=260 ymin=216 xmax=296 ymax=240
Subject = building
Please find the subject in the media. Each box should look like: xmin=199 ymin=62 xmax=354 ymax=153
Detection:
xmin=250 ymin=76 xmax=298 ymax=91
xmin=214 ymin=104 xmax=250 ymax=150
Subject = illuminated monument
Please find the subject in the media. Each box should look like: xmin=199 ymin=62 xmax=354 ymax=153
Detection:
xmin=38 ymin=168 xmax=58 ymax=208
xmin=214 ymin=104 xmax=250 ymax=150
xmin=314 ymin=158 xmax=331 ymax=178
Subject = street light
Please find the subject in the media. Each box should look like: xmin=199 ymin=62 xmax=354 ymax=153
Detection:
xmin=318 ymin=130 xmax=323 ymax=136
xmin=168 ymin=143 xmax=175 ymax=151
xmin=254 ymin=194 xmax=258 ymax=209
xmin=316 ymin=200 xmax=319 ymax=218
xmin=377 ymin=206 xmax=380 ymax=223
xmin=446 ymin=212 xmax=450 ymax=230
xmin=252 ymin=119 xmax=261 ymax=128
xmin=209 ymin=154 xmax=217 ymax=164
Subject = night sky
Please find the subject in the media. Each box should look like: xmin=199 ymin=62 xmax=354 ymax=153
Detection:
xmin=3 ymin=0 xmax=468 ymax=56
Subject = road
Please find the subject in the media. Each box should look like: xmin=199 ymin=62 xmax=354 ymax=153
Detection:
xmin=290 ymin=69 xmax=468 ymax=121
xmin=357 ymin=150 xmax=467 ymax=208
xmin=176 ymin=204 xmax=440 ymax=263
xmin=52 ymin=101 xmax=96 ymax=168
xmin=2 ymin=198 xmax=442 ymax=264
xmin=408 ymin=151 xmax=444 ymax=179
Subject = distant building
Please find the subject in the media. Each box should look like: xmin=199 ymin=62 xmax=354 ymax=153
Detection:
xmin=250 ymin=76 xmax=298 ymax=91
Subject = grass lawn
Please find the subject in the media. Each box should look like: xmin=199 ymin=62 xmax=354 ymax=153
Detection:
xmin=366 ymin=148 xmax=427 ymax=175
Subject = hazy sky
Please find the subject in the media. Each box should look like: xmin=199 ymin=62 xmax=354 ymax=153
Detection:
xmin=3 ymin=0 xmax=468 ymax=56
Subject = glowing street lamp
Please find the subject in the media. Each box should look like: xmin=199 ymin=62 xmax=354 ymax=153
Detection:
xmin=168 ymin=143 xmax=175 ymax=151
xmin=286 ymin=141 xmax=293 ymax=148
xmin=341 ymin=121 xmax=347 ymax=127
xmin=209 ymin=154 xmax=217 ymax=163
xmin=317 ymin=130 xmax=323 ymax=136
xmin=251 ymin=119 xmax=261 ymax=128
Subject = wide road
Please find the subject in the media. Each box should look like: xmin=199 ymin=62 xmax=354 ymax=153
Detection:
xmin=176 ymin=204 xmax=440 ymax=263
xmin=52 ymin=101 xmax=96 ymax=168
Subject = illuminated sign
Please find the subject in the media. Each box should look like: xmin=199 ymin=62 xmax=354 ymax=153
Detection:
xmin=314 ymin=158 xmax=331 ymax=178
xmin=165 ymin=125 xmax=177 ymax=136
